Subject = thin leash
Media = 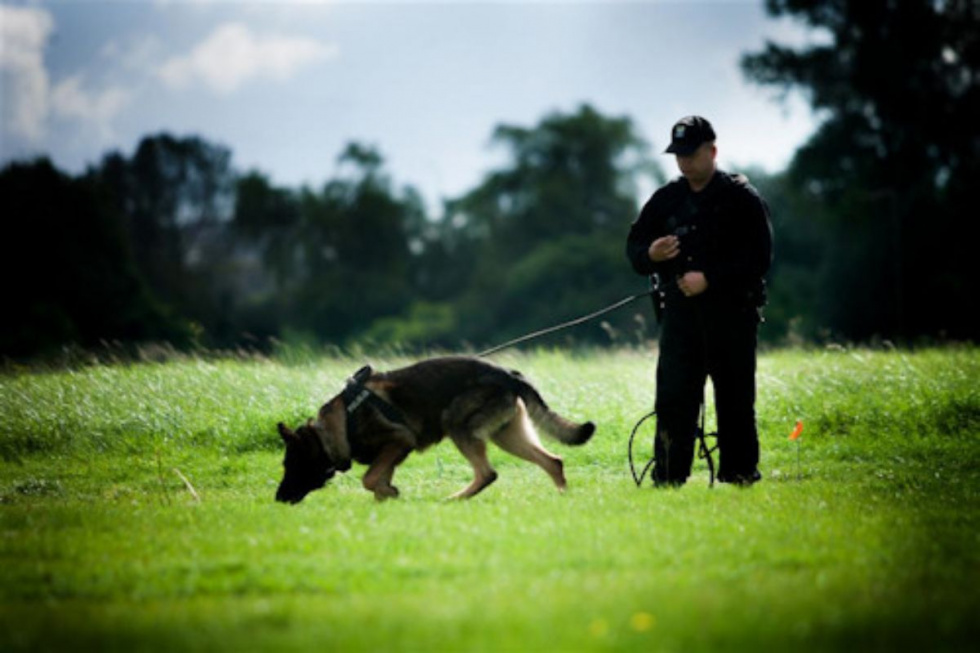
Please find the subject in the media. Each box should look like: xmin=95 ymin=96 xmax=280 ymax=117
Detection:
xmin=476 ymin=290 xmax=655 ymax=358
xmin=628 ymin=408 xmax=658 ymax=486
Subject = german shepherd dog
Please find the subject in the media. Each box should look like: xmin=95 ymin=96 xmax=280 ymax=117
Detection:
xmin=276 ymin=356 xmax=595 ymax=503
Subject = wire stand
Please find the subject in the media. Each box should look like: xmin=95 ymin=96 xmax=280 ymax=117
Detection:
xmin=628 ymin=402 xmax=718 ymax=488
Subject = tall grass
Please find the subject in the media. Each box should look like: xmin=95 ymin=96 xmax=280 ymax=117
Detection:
xmin=1 ymin=347 xmax=978 ymax=651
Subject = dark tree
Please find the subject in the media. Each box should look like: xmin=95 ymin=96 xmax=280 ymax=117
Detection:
xmin=0 ymin=159 xmax=189 ymax=358
xmin=94 ymin=134 xmax=240 ymax=344
xmin=742 ymin=0 xmax=979 ymax=341
xmin=238 ymin=143 xmax=428 ymax=345
xmin=438 ymin=104 xmax=663 ymax=347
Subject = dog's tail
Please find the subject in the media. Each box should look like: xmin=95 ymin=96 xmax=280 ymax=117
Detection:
xmin=515 ymin=380 xmax=595 ymax=446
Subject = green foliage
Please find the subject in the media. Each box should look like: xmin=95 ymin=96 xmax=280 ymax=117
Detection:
xmin=437 ymin=104 xmax=660 ymax=348
xmin=742 ymin=0 xmax=980 ymax=341
xmin=1 ymin=348 xmax=977 ymax=651
xmin=97 ymin=134 xmax=239 ymax=339
xmin=231 ymin=144 xmax=429 ymax=346
xmin=0 ymin=159 xmax=193 ymax=357
xmin=361 ymin=302 xmax=459 ymax=349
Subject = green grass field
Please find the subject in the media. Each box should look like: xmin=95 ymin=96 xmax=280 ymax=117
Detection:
xmin=2 ymin=347 xmax=978 ymax=651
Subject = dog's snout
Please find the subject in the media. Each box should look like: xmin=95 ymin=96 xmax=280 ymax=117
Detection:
xmin=276 ymin=492 xmax=303 ymax=505
xmin=275 ymin=483 xmax=303 ymax=504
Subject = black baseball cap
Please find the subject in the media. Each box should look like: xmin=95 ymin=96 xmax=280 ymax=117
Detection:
xmin=664 ymin=116 xmax=716 ymax=155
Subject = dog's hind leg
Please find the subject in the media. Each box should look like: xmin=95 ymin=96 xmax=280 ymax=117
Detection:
xmin=491 ymin=398 xmax=567 ymax=492
xmin=442 ymin=387 xmax=517 ymax=499
xmin=362 ymin=442 xmax=412 ymax=500
xmin=447 ymin=436 xmax=498 ymax=500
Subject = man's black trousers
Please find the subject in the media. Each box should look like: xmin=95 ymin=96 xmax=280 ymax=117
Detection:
xmin=653 ymin=292 xmax=760 ymax=484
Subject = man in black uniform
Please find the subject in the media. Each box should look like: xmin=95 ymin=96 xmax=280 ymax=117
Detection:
xmin=626 ymin=116 xmax=773 ymax=486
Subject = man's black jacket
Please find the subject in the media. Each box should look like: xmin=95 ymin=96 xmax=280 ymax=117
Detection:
xmin=626 ymin=171 xmax=773 ymax=306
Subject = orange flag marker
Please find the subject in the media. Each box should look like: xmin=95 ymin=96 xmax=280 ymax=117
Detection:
xmin=789 ymin=420 xmax=804 ymax=441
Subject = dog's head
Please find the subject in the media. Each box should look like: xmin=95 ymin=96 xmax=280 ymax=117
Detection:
xmin=275 ymin=400 xmax=351 ymax=504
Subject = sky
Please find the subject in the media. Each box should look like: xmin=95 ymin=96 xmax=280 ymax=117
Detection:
xmin=1 ymin=0 xmax=826 ymax=207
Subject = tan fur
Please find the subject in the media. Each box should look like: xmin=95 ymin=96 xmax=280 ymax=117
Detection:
xmin=313 ymin=399 xmax=350 ymax=463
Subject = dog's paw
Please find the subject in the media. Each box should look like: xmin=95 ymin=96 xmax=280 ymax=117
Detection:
xmin=373 ymin=484 xmax=400 ymax=501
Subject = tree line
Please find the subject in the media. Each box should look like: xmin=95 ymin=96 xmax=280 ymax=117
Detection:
xmin=2 ymin=0 xmax=976 ymax=360
xmin=1 ymin=107 xmax=660 ymax=358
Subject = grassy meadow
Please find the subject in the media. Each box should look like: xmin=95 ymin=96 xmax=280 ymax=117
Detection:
xmin=1 ymin=346 xmax=978 ymax=651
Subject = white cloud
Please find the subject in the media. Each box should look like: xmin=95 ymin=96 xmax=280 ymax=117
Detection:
xmin=157 ymin=22 xmax=336 ymax=95
xmin=50 ymin=75 xmax=131 ymax=138
xmin=0 ymin=5 xmax=54 ymax=142
xmin=1 ymin=5 xmax=134 ymax=148
xmin=100 ymin=33 xmax=166 ymax=73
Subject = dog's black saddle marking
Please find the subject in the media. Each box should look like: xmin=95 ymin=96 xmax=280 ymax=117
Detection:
xmin=341 ymin=365 xmax=413 ymax=434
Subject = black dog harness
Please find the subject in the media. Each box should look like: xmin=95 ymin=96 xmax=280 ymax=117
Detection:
xmin=340 ymin=366 xmax=414 ymax=435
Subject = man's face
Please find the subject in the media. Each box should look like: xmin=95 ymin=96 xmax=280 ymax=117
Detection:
xmin=676 ymin=142 xmax=717 ymax=187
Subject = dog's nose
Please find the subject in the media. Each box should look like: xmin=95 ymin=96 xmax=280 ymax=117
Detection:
xmin=275 ymin=487 xmax=294 ymax=503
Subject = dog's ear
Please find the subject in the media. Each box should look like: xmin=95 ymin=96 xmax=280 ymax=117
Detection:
xmin=353 ymin=365 xmax=373 ymax=382
xmin=277 ymin=422 xmax=299 ymax=443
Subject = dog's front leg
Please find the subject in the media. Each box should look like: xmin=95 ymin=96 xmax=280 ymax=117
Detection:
xmin=362 ymin=442 xmax=412 ymax=501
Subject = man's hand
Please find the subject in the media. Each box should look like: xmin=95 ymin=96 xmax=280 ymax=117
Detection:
xmin=648 ymin=235 xmax=680 ymax=263
xmin=678 ymin=271 xmax=708 ymax=297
